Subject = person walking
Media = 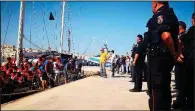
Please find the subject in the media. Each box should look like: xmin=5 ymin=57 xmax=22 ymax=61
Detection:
xmin=100 ymin=48 xmax=108 ymax=78
xmin=126 ymin=56 xmax=130 ymax=74
xmin=110 ymin=50 xmax=116 ymax=77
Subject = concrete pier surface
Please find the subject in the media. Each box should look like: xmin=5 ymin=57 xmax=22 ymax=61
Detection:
xmin=1 ymin=66 xmax=175 ymax=110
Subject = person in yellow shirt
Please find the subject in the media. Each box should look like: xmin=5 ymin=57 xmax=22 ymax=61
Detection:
xmin=100 ymin=48 xmax=108 ymax=77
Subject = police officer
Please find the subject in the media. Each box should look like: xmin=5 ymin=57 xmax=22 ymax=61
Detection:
xmin=146 ymin=1 xmax=179 ymax=110
xmin=130 ymin=44 xmax=137 ymax=82
xmin=180 ymin=12 xmax=195 ymax=110
xmin=172 ymin=21 xmax=187 ymax=109
xmin=129 ymin=34 xmax=145 ymax=92
xmin=143 ymin=32 xmax=149 ymax=82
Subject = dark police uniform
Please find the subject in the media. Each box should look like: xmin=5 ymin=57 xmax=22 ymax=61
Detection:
xmin=134 ymin=39 xmax=145 ymax=91
xmin=172 ymin=29 xmax=186 ymax=108
xmin=131 ymin=44 xmax=137 ymax=82
xmin=146 ymin=5 xmax=179 ymax=110
xmin=143 ymin=31 xmax=151 ymax=95
xmin=180 ymin=25 xmax=194 ymax=110
xmin=143 ymin=32 xmax=149 ymax=82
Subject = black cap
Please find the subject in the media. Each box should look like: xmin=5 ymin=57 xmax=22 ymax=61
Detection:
xmin=111 ymin=50 xmax=114 ymax=53
xmin=179 ymin=21 xmax=186 ymax=29
xmin=158 ymin=1 xmax=169 ymax=6
xmin=137 ymin=34 xmax=143 ymax=40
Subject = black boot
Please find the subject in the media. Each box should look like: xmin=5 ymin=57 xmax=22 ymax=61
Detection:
xmin=129 ymin=88 xmax=141 ymax=92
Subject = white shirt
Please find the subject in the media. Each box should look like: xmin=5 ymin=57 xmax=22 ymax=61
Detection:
xmin=53 ymin=62 xmax=58 ymax=73
xmin=126 ymin=58 xmax=130 ymax=65
xmin=110 ymin=53 xmax=116 ymax=64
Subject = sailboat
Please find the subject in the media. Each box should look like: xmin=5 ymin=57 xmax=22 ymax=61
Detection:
xmin=1 ymin=1 xmax=68 ymax=103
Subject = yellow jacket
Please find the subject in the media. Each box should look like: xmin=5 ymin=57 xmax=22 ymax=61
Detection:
xmin=100 ymin=52 xmax=108 ymax=63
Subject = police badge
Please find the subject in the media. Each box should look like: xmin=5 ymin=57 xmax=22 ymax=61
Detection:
xmin=157 ymin=15 xmax=163 ymax=24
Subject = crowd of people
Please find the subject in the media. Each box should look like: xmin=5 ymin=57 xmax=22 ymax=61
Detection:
xmin=100 ymin=1 xmax=194 ymax=110
xmin=0 ymin=2 xmax=194 ymax=110
xmin=0 ymin=55 xmax=83 ymax=94
xmin=99 ymin=48 xmax=133 ymax=77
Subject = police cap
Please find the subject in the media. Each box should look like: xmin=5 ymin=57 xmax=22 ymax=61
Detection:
xmin=137 ymin=34 xmax=143 ymax=40
xmin=158 ymin=1 xmax=169 ymax=6
xmin=179 ymin=21 xmax=186 ymax=29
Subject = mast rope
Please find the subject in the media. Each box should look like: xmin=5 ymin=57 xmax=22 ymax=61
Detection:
xmin=68 ymin=3 xmax=75 ymax=54
xmin=83 ymin=38 xmax=93 ymax=55
xmin=40 ymin=3 xmax=51 ymax=50
xmin=1 ymin=2 xmax=8 ymax=20
xmin=29 ymin=4 xmax=32 ymax=49
xmin=51 ymin=11 xmax=58 ymax=51
xmin=3 ymin=7 xmax=12 ymax=45
xmin=41 ymin=2 xmax=46 ymax=49
xmin=32 ymin=1 xmax=38 ymax=43
xmin=23 ymin=35 xmax=45 ymax=50
xmin=67 ymin=3 xmax=75 ymax=53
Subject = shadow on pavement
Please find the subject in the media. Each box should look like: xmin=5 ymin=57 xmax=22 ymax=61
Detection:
xmin=112 ymin=76 xmax=130 ymax=78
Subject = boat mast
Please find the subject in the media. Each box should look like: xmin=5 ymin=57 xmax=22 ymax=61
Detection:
xmin=16 ymin=1 xmax=25 ymax=67
xmin=60 ymin=1 xmax=66 ymax=54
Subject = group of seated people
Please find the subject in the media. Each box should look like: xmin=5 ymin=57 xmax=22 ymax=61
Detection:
xmin=0 ymin=56 xmax=83 ymax=94
xmin=0 ymin=57 xmax=41 ymax=93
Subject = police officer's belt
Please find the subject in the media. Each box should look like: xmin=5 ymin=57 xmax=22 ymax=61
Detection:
xmin=147 ymin=45 xmax=170 ymax=57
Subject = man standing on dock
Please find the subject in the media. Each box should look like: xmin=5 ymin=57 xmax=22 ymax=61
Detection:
xmin=146 ymin=1 xmax=179 ymax=110
xmin=110 ymin=50 xmax=116 ymax=77
xmin=179 ymin=13 xmax=195 ymax=110
xmin=130 ymin=34 xmax=145 ymax=92
xmin=172 ymin=21 xmax=187 ymax=109
xmin=100 ymin=48 xmax=108 ymax=78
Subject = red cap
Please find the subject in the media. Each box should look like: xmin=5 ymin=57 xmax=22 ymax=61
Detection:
xmin=101 ymin=48 xmax=104 ymax=51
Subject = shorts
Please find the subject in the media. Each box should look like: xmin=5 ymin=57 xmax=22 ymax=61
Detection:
xmin=42 ymin=72 xmax=48 ymax=80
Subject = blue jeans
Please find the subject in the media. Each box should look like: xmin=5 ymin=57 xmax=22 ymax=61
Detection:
xmin=126 ymin=65 xmax=130 ymax=73
xmin=100 ymin=63 xmax=106 ymax=77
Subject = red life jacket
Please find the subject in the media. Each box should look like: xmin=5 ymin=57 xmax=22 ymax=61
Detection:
xmin=18 ymin=75 xmax=24 ymax=84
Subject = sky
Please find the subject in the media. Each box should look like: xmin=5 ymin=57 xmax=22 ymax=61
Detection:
xmin=1 ymin=1 xmax=194 ymax=56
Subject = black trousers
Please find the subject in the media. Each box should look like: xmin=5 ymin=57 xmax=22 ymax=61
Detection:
xmin=143 ymin=62 xmax=147 ymax=81
xmin=131 ymin=65 xmax=135 ymax=81
xmin=174 ymin=63 xmax=186 ymax=104
xmin=184 ymin=51 xmax=194 ymax=110
xmin=134 ymin=64 xmax=143 ymax=90
xmin=147 ymin=54 xmax=174 ymax=110
xmin=112 ymin=63 xmax=116 ymax=76
xmin=123 ymin=64 xmax=126 ymax=73
xmin=115 ymin=63 xmax=120 ymax=74
xmin=49 ymin=73 xmax=55 ymax=88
